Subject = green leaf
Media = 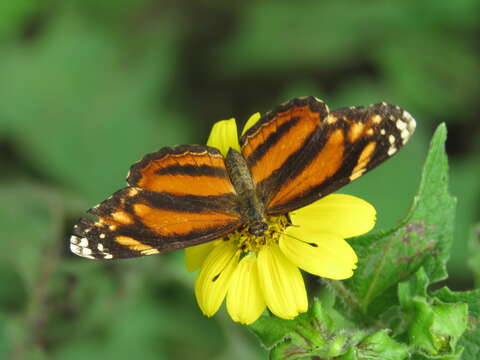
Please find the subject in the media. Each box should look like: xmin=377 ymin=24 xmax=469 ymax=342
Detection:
xmin=256 ymin=298 xmax=368 ymax=359
xmin=434 ymin=288 xmax=480 ymax=360
xmin=398 ymin=267 xmax=429 ymax=309
xmin=341 ymin=330 xmax=409 ymax=360
xmin=407 ymin=124 xmax=455 ymax=282
xmin=249 ymin=291 xmax=359 ymax=351
xmin=394 ymin=269 xmax=469 ymax=358
xmin=407 ymin=299 xmax=467 ymax=356
xmin=250 ymin=307 xmax=329 ymax=352
xmin=338 ymin=123 xmax=456 ymax=316
xmin=249 ymin=312 xmax=302 ymax=350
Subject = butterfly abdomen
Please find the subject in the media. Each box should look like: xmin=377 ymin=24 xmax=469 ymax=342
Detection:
xmin=225 ymin=148 xmax=267 ymax=235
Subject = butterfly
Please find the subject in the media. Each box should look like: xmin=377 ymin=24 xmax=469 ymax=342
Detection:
xmin=70 ymin=96 xmax=416 ymax=260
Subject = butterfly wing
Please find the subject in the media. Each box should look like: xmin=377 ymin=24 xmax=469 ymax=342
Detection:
xmin=240 ymin=97 xmax=416 ymax=215
xmin=71 ymin=145 xmax=242 ymax=259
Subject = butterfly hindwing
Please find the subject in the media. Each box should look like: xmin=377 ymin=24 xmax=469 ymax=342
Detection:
xmin=241 ymin=97 xmax=416 ymax=214
xmin=70 ymin=146 xmax=243 ymax=260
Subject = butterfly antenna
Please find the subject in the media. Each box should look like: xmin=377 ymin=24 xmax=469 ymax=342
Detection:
xmin=275 ymin=229 xmax=319 ymax=248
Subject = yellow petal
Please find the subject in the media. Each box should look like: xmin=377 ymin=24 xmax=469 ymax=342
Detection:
xmin=289 ymin=194 xmax=376 ymax=239
xmin=257 ymin=244 xmax=308 ymax=319
xmin=194 ymin=241 xmax=239 ymax=317
xmin=226 ymin=254 xmax=266 ymax=324
xmin=241 ymin=112 xmax=261 ymax=135
xmin=207 ymin=118 xmax=240 ymax=156
xmin=184 ymin=242 xmax=216 ymax=272
xmin=279 ymin=226 xmax=358 ymax=280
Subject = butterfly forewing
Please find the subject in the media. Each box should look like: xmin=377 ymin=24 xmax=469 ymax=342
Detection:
xmin=71 ymin=146 xmax=243 ymax=260
xmin=240 ymin=97 xmax=328 ymax=207
xmin=127 ymin=145 xmax=236 ymax=197
xmin=241 ymin=97 xmax=416 ymax=214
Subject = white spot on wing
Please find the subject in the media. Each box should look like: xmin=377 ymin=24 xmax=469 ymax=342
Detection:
xmin=82 ymin=248 xmax=92 ymax=256
xmin=70 ymin=234 xmax=100 ymax=259
xmin=396 ymin=120 xmax=407 ymax=130
xmin=402 ymin=110 xmax=416 ymax=137
xmin=393 ymin=110 xmax=416 ymax=144
xmin=70 ymin=243 xmax=81 ymax=254
xmin=401 ymin=129 xmax=411 ymax=143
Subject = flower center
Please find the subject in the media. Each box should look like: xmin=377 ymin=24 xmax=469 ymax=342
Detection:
xmin=225 ymin=215 xmax=290 ymax=253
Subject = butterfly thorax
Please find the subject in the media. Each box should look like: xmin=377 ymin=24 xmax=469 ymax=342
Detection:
xmin=225 ymin=148 xmax=268 ymax=236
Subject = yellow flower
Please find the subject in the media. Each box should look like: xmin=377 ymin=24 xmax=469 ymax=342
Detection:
xmin=185 ymin=114 xmax=376 ymax=325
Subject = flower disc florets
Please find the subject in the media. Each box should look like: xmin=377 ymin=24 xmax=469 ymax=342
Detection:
xmin=228 ymin=215 xmax=289 ymax=254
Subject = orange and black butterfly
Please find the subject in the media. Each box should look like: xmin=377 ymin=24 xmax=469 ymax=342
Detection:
xmin=70 ymin=97 xmax=415 ymax=260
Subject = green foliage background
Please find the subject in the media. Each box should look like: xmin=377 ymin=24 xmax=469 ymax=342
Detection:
xmin=0 ymin=1 xmax=478 ymax=359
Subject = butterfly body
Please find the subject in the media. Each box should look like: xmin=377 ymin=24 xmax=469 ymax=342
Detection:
xmin=70 ymin=96 xmax=416 ymax=260
xmin=225 ymin=148 xmax=268 ymax=236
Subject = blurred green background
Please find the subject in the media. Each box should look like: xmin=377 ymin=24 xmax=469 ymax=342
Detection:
xmin=0 ymin=1 xmax=479 ymax=359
